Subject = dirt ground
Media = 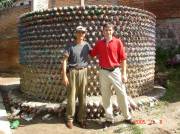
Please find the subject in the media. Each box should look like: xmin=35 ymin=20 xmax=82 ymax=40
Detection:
xmin=10 ymin=101 xmax=180 ymax=134
xmin=1 ymin=76 xmax=179 ymax=134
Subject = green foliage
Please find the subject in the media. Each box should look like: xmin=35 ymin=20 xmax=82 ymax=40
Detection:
xmin=131 ymin=125 xmax=144 ymax=134
xmin=0 ymin=0 xmax=15 ymax=10
xmin=155 ymin=46 xmax=180 ymax=71
xmin=155 ymin=47 xmax=169 ymax=71
xmin=161 ymin=66 xmax=180 ymax=102
xmin=156 ymin=45 xmax=180 ymax=102
xmin=114 ymin=125 xmax=144 ymax=134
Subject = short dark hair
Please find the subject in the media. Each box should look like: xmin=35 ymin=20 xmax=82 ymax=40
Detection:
xmin=103 ymin=22 xmax=114 ymax=29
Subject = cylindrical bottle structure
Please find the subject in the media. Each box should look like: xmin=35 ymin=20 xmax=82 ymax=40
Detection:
xmin=18 ymin=6 xmax=156 ymax=111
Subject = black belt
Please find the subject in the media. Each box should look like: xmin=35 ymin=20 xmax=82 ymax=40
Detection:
xmin=101 ymin=66 xmax=119 ymax=72
xmin=69 ymin=66 xmax=86 ymax=70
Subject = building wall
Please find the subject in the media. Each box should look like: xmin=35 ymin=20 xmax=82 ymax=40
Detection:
xmin=53 ymin=0 xmax=180 ymax=19
xmin=120 ymin=0 xmax=180 ymax=19
xmin=0 ymin=6 xmax=30 ymax=73
xmin=55 ymin=0 xmax=118 ymax=7
xmin=0 ymin=38 xmax=20 ymax=72
xmin=55 ymin=0 xmax=80 ymax=7
xmin=13 ymin=0 xmax=31 ymax=7
xmin=85 ymin=0 xmax=118 ymax=5
xmin=0 ymin=0 xmax=179 ymax=73
xmin=156 ymin=19 xmax=180 ymax=50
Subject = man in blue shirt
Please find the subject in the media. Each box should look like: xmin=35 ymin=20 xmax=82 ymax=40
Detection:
xmin=62 ymin=26 xmax=90 ymax=129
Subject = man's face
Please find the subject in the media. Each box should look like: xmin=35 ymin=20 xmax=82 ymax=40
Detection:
xmin=76 ymin=31 xmax=86 ymax=40
xmin=103 ymin=26 xmax=114 ymax=39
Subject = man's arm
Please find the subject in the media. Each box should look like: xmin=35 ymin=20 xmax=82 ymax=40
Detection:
xmin=62 ymin=56 xmax=69 ymax=86
xmin=117 ymin=39 xmax=127 ymax=83
xmin=89 ymin=43 xmax=98 ymax=57
xmin=121 ymin=59 xmax=127 ymax=83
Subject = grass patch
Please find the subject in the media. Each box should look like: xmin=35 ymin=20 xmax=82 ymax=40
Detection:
xmin=160 ymin=66 xmax=180 ymax=102
xmin=131 ymin=125 xmax=144 ymax=134
xmin=113 ymin=125 xmax=144 ymax=134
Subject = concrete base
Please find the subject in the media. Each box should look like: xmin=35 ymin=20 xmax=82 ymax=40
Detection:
xmin=0 ymin=77 xmax=166 ymax=121
xmin=6 ymin=85 xmax=166 ymax=119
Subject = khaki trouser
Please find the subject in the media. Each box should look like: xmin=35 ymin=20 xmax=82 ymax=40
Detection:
xmin=99 ymin=68 xmax=131 ymax=122
xmin=66 ymin=68 xmax=87 ymax=122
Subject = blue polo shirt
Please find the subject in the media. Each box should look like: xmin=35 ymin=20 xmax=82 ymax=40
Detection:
xmin=64 ymin=41 xmax=91 ymax=68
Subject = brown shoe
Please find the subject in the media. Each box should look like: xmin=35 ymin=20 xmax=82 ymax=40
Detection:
xmin=130 ymin=104 xmax=140 ymax=111
xmin=66 ymin=120 xmax=73 ymax=129
xmin=124 ymin=119 xmax=135 ymax=125
xmin=102 ymin=121 xmax=113 ymax=128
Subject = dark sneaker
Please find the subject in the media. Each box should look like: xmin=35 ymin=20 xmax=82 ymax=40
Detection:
xmin=102 ymin=121 xmax=113 ymax=128
xmin=66 ymin=120 xmax=73 ymax=129
xmin=124 ymin=119 xmax=135 ymax=125
xmin=130 ymin=104 xmax=140 ymax=111
xmin=78 ymin=121 xmax=87 ymax=128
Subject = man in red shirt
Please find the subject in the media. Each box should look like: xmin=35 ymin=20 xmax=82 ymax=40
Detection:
xmin=90 ymin=23 xmax=135 ymax=127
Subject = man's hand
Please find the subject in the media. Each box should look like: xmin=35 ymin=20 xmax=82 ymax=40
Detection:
xmin=122 ymin=74 xmax=127 ymax=83
xmin=63 ymin=75 xmax=69 ymax=86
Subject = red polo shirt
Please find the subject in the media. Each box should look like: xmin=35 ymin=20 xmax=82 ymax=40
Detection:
xmin=90 ymin=37 xmax=126 ymax=68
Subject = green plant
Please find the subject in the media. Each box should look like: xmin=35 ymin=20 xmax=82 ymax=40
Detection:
xmin=155 ymin=46 xmax=180 ymax=71
xmin=114 ymin=125 xmax=144 ymax=134
xmin=0 ymin=0 xmax=15 ymax=10
xmin=131 ymin=125 xmax=144 ymax=134
xmin=155 ymin=47 xmax=169 ymax=71
xmin=161 ymin=66 xmax=180 ymax=102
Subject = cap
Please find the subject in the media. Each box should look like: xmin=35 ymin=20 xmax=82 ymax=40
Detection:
xmin=76 ymin=26 xmax=87 ymax=32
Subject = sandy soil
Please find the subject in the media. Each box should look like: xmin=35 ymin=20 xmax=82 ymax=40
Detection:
xmin=1 ymin=77 xmax=179 ymax=134
xmin=11 ymin=102 xmax=180 ymax=134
